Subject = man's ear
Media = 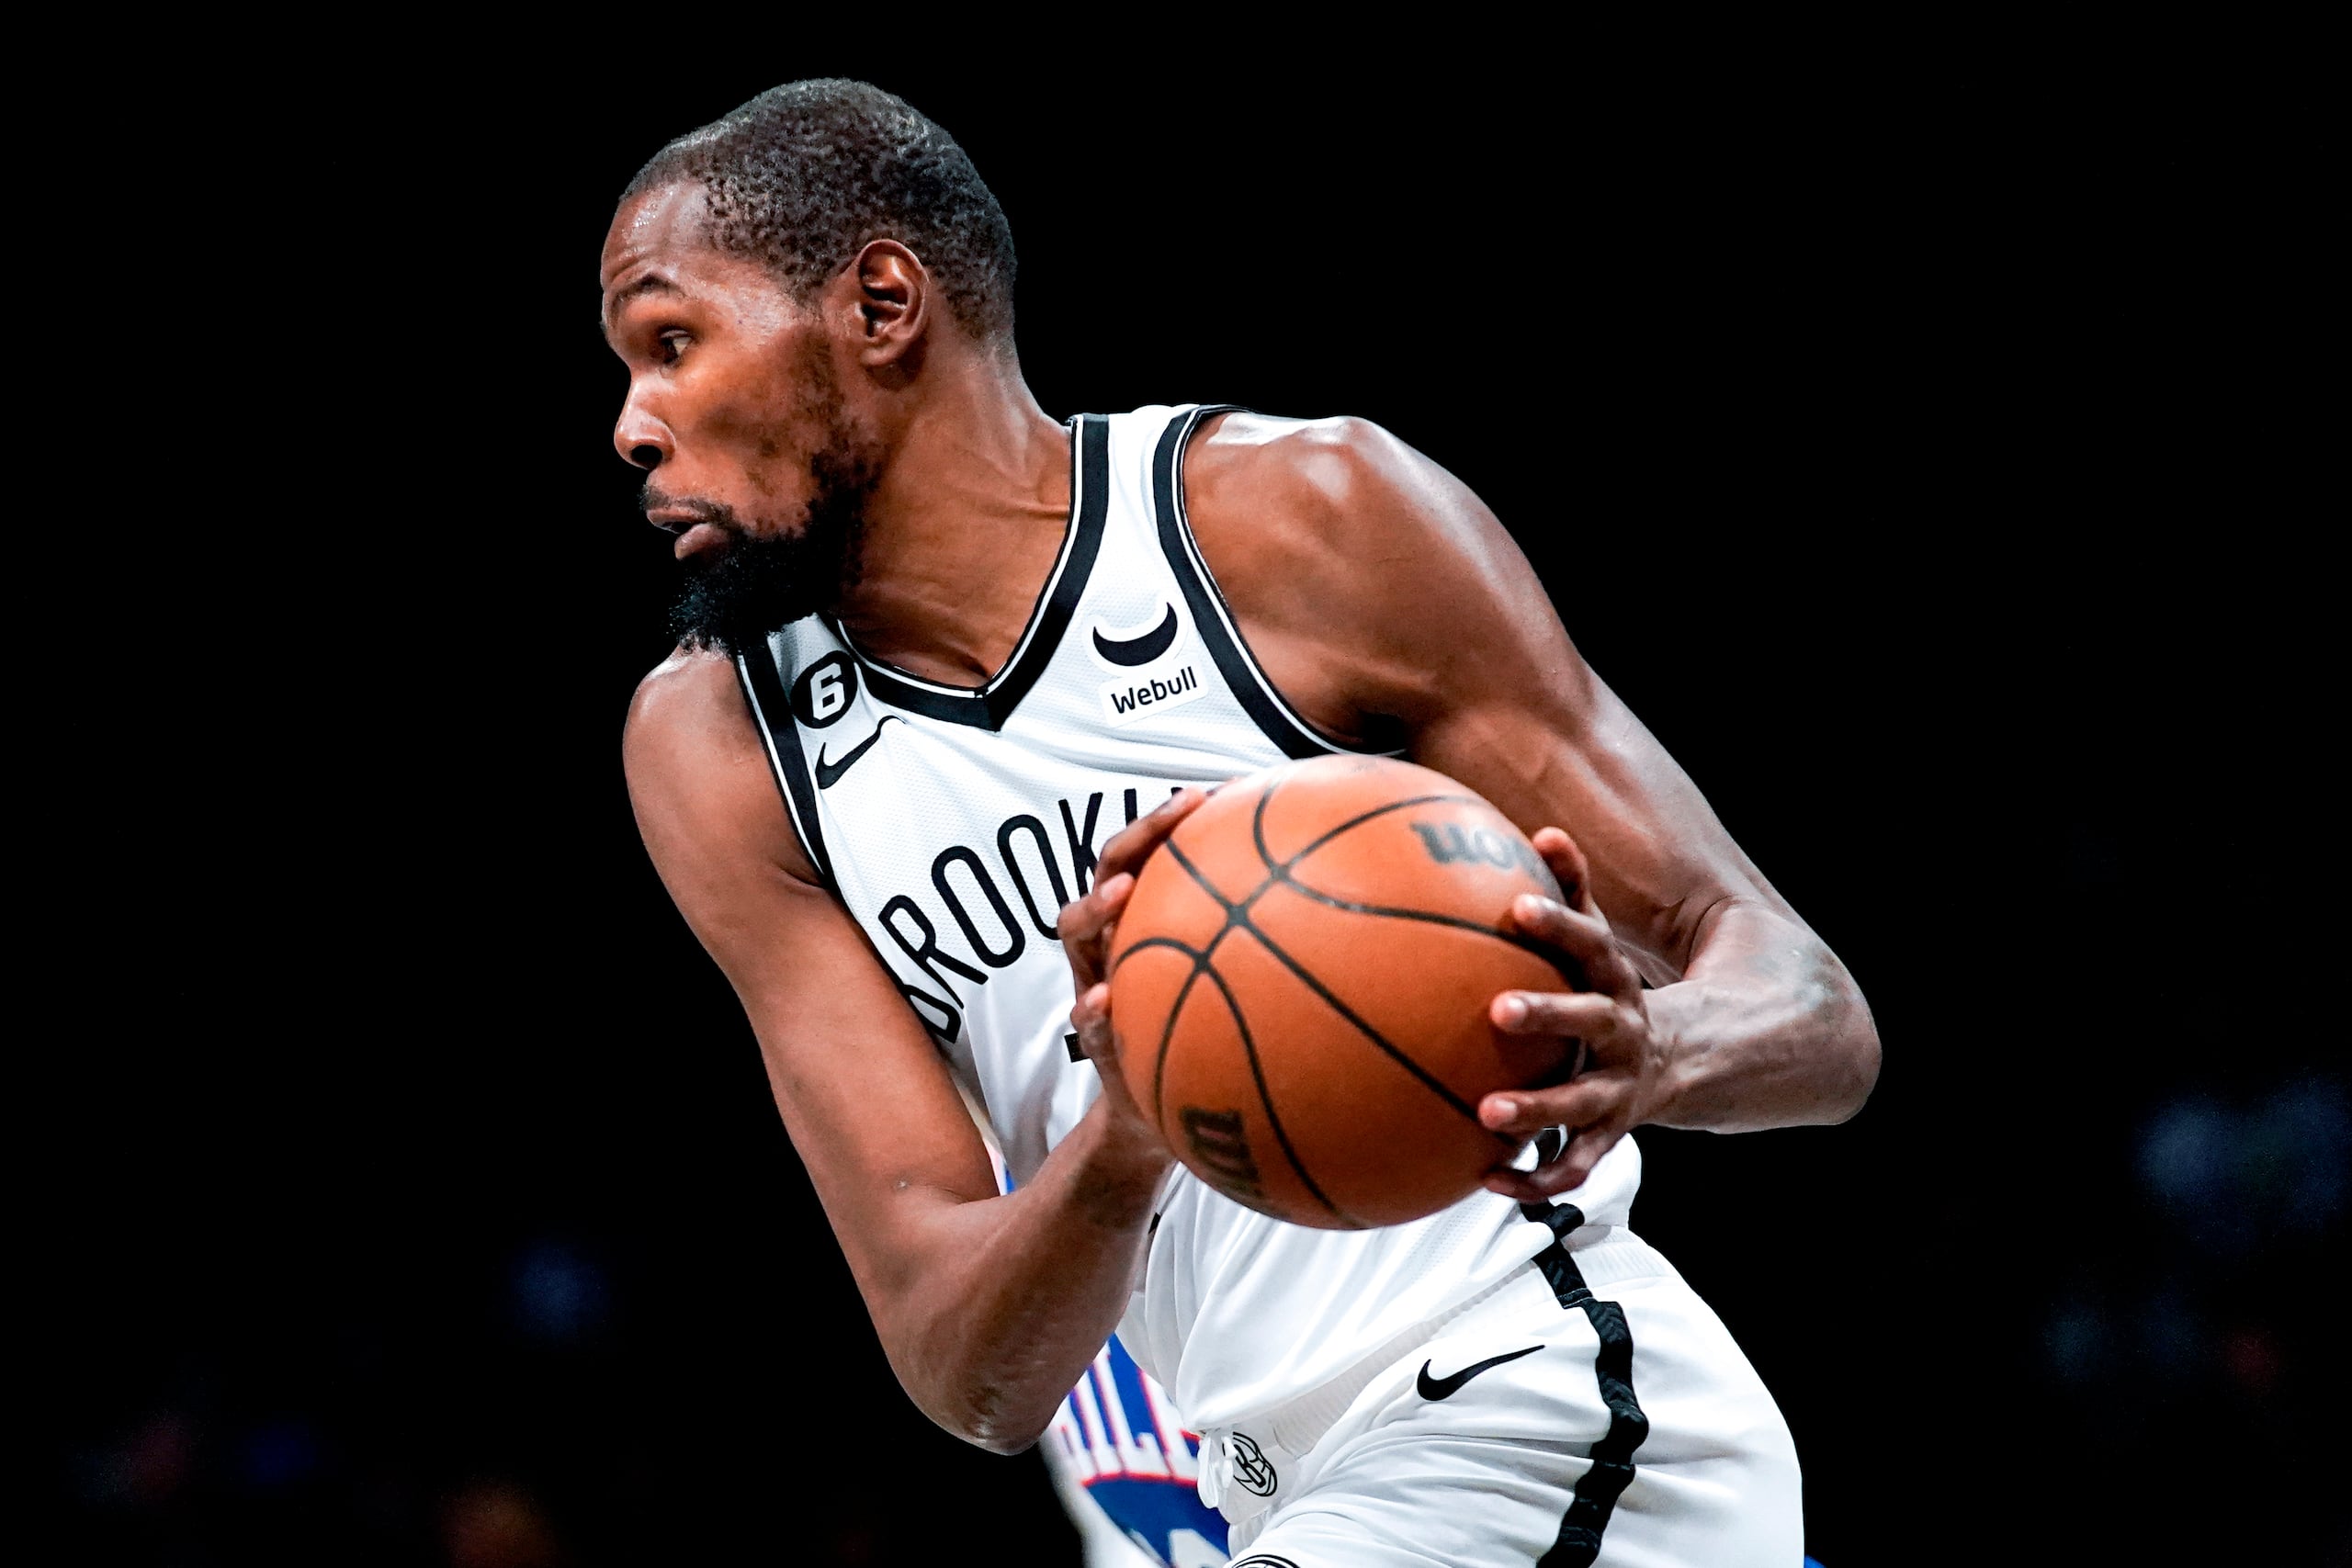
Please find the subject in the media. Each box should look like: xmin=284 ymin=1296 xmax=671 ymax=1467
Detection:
xmin=850 ymin=240 xmax=929 ymax=378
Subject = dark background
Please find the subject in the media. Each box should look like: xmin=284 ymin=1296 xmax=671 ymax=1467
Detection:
xmin=46 ymin=51 xmax=2337 ymax=1567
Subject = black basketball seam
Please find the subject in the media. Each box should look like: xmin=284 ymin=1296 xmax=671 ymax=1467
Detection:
xmin=1161 ymin=785 xmax=1483 ymax=928
xmin=1265 ymin=789 xmax=1486 ymax=870
xmin=1238 ymin=777 xmax=1532 ymax=1137
xmin=1231 ymin=918 xmax=1500 ymax=1134
xmin=1269 ymin=877 xmax=1583 ymax=991
xmin=1155 ymin=838 xmax=1257 ymax=969
xmin=1192 ymin=959 xmax=1363 ymax=1228
xmin=1125 ymin=840 xmax=1250 ymax=1131
xmin=1110 ymin=864 xmax=1374 ymax=1222
xmin=1161 ymin=837 xmax=1238 ymax=911
xmin=1114 ymin=934 xmax=1212 ymax=1133
xmin=1118 ymin=774 xmax=1543 ymax=1206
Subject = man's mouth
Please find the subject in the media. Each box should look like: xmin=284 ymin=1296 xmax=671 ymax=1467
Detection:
xmin=646 ymin=501 xmax=731 ymax=560
xmin=673 ymin=522 xmax=725 ymax=560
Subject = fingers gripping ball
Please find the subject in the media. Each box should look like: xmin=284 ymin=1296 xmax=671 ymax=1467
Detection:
xmin=1107 ymin=756 xmax=1583 ymax=1229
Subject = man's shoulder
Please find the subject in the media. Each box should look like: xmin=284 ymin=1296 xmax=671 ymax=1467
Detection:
xmin=1176 ymin=412 xmax=1502 ymax=737
xmin=1186 ymin=411 xmax=1434 ymax=547
xmin=1182 ymin=410 xmax=1490 ymax=626
xmin=624 ymin=645 xmax=820 ymax=882
xmin=625 ymin=645 xmax=748 ymax=750
xmin=623 ymin=646 xmax=775 ymax=807
xmin=1180 ymin=411 xmax=1458 ymax=618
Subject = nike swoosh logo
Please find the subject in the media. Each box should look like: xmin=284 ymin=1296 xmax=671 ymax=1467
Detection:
xmin=814 ymin=716 xmax=901 ymax=789
xmin=1091 ymin=604 xmax=1179 ymax=666
xmin=1416 ymin=1344 xmax=1542 ymax=1402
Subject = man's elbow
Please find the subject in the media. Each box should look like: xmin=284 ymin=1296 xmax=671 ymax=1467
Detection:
xmin=1824 ymin=971 xmax=1882 ymax=1123
xmin=934 ymin=1404 xmax=1049 ymax=1458
xmin=909 ymin=1371 xmax=1054 ymax=1457
xmin=965 ymin=1422 xmax=1045 ymax=1458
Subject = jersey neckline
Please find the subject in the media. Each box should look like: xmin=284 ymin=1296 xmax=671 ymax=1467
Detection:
xmin=825 ymin=415 xmax=1110 ymax=732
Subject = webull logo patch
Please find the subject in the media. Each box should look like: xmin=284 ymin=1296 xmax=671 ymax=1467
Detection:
xmin=1100 ymin=662 xmax=1205 ymax=726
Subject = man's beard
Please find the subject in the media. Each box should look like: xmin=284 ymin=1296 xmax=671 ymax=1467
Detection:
xmin=664 ymin=420 xmax=880 ymax=656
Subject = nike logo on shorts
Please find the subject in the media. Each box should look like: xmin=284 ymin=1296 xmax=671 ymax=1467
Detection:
xmin=816 ymin=716 xmax=901 ymax=789
xmin=1416 ymin=1344 xmax=1542 ymax=1401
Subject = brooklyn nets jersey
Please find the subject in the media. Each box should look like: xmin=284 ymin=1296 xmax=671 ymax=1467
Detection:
xmin=735 ymin=403 xmax=1639 ymax=1450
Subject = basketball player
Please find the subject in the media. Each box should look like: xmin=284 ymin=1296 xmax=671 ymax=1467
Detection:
xmin=611 ymin=82 xmax=1879 ymax=1566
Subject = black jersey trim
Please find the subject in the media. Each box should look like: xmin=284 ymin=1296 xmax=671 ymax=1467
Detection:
xmin=1149 ymin=405 xmax=1405 ymax=761
xmin=735 ymin=649 xmax=836 ymax=889
xmin=1521 ymin=1202 xmax=1652 ymax=1568
xmin=835 ymin=414 xmax=1110 ymax=730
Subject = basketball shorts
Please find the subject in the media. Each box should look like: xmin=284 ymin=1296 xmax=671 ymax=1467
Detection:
xmin=1210 ymin=1218 xmax=1801 ymax=1568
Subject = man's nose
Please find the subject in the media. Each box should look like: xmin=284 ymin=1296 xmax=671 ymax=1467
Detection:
xmin=614 ymin=401 xmax=671 ymax=470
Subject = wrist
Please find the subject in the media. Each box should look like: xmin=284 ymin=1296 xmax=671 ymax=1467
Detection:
xmin=1069 ymin=1099 xmax=1175 ymax=1224
xmin=1635 ymin=981 xmax=1707 ymax=1125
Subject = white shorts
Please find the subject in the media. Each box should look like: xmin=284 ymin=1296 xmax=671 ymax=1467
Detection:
xmin=1216 ymin=1218 xmax=1801 ymax=1568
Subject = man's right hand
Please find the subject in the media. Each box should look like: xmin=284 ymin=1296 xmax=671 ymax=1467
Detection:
xmin=1057 ymin=785 xmax=1211 ymax=1155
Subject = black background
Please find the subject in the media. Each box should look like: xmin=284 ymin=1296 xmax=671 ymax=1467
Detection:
xmin=46 ymin=49 xmax=2336 ymax=1567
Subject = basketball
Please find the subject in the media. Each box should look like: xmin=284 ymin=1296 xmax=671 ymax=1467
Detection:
xmin=1108 ymin=755 xmax=1581 ymax=1229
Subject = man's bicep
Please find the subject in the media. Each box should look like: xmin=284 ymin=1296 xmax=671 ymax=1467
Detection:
xmin=1414 ymin=671 xmax=1785 ymax=976
xmin=1351 ymin=462 xmax=1792 ymax=973
xmin=675 ymin=863 xmax=1003 ymax=1326
xmin=1204 ymin=425 xmax=1811 ymax=977
xmin=625 ymin=660 xmax=999 ymax=1273
xmin=723 ymin=878 xmax=1001 ymax=1209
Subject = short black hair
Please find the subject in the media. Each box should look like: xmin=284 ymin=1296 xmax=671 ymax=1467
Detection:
xmin=626 ymin=80 xmax=1016 ymax=342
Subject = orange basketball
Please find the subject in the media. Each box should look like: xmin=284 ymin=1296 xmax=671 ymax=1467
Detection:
xmin=1108 ymin=755 xmax=1580 ymax=1229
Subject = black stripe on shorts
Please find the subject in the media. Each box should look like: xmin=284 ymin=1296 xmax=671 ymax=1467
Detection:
xmin=1523 ymin=1201 xmax=1652 ymax=1568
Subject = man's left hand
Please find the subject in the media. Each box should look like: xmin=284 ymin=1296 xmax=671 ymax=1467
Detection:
xmin=1478 ymin=826 xmax=1671 ymax=1201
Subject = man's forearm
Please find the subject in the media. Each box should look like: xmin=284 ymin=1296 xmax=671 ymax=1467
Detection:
xmin=876 ymin=1100 xmax=1169 ymax=1453
xmin=1646 ymin=898 xmax=1880 ymax=1132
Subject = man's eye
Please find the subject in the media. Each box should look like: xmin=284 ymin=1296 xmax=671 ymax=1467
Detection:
xmin=657 ymin=330 xmax=690 ymax=364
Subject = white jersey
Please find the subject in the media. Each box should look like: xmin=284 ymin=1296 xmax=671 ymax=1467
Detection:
xmin=734 ymin=403 xmax=1639 ymax=1452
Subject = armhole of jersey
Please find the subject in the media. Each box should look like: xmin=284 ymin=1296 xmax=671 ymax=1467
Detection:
xmin=733 ymin=649 xmax=838 ymax=891
xmin=1151 ymin=404 xmax=1407 ymax=760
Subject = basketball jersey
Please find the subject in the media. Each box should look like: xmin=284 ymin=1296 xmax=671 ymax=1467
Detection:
xmin=734 ymin=403 xmax=1640 ymax=1455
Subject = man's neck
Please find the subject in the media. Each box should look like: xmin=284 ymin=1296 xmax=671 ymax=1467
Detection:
xmin=835 ymin=354 xmax=1071 ymax=688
